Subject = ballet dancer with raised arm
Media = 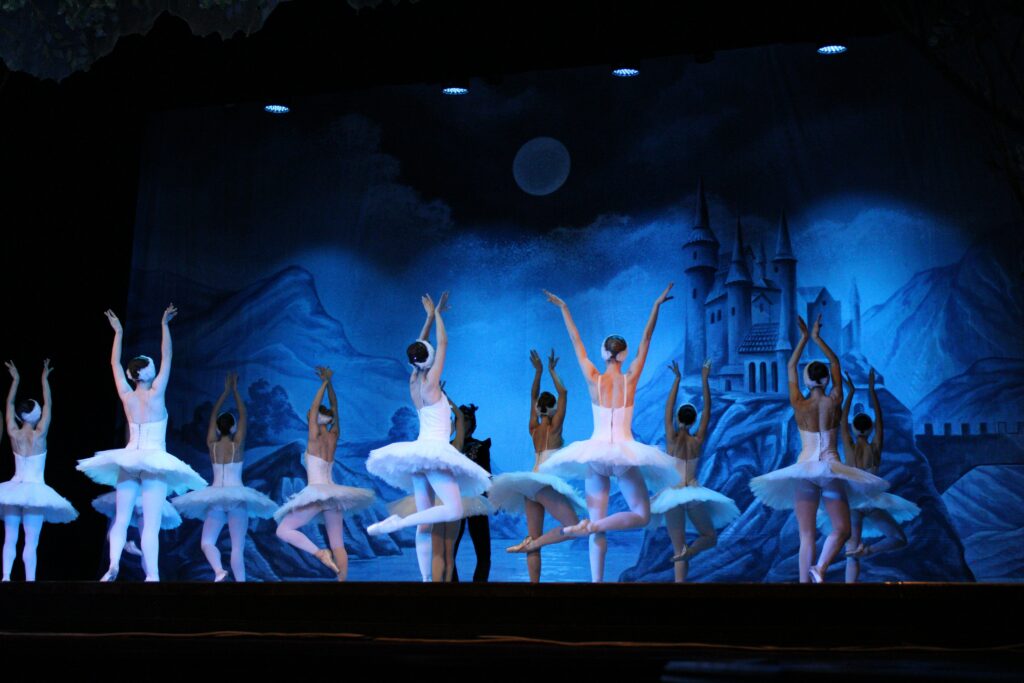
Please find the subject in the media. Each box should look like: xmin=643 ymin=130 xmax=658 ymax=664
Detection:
xmin=839 ymin=369 xmax=919 ymax=582
xmin=652 ymin=359 xmax=739 ymax=582
xmin=749 ymin=315 xmax=887 ymax=583
xmin=0 ymin=360 xmax=77 ymax=581
xmin=78 ymin=305 xmax=206 ymax=582
xmin=538 ymin=285 xmax=679 ymax=583
xmin=172 ymin=372 xmax=277 ymax=581
xmin=365 ymin=292 xmax=491 ymax=583
xmin=274 ymin=366 xmax=375 ymax=581
xmin=496 ymin=349 xmax=585 ymax=583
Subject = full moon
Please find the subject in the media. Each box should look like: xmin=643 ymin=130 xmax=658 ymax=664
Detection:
xmin=513 ymin=137 xmax=571 ymax=196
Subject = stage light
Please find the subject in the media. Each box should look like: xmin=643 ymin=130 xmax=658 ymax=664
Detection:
xmin=442 ymin=86 xmax=469 ymax=96
xmin=264 ymin=104 xmax=290 ymax=114
xmin=816 ymin=44 xmax=847 ymax=55
xmin=612 ymin=67 xmax=640 ymax=78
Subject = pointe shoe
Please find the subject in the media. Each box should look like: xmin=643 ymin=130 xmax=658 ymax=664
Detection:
xmin=314 ymin=548 xmax=341 ymax=574
xmin=506 ymin=537 xmax=536 ymax=553
xmin=124 ymin=541 xmax=143 ymax=557
xmin=561 ymin=519 xmax=592 ymax=537
xmin=671 ymin=545 xmax=689 ymax=563
xmin=366 ymin=514 xmax=404 ymax=537
xmin=99 ymin=566 xmax=119 ymax=582
xmin=144 ymin=575 xmax=160 ymax=583
xmin=809 ymin=566 xmax=824 ymax=584
xmin=214 ymin=570 xmax=229 ymax=583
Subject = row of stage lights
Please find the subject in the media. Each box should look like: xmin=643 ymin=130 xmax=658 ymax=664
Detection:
xmin=263 ymin=42 xmax=847 ymax=112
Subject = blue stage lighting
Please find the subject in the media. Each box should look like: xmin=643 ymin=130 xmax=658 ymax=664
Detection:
xmin=612 ymin=67 xmax=640 ymax=77
xmin=264 ymin=104 xmax=290 ymax=114
xmin=817 ymin=44 xmax=847 ymax=55
xmin=442 ymin=86 xmax=469 ymax=96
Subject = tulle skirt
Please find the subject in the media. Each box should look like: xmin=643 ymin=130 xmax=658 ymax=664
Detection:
xmin=489 ymin=472 xmax=586 ymax=515
xmin=78 ymin=448 xmax=207 ymax=496
xmin=537 ymin=439 xmax=679 ymax=490
xmin=172 ymin=486 xmax=278 ymax=520
xmin=386 ymin=494 xmax=493 ymax=520
xmin=651 ymin=485 xmax=740 ymax=531
xmin=273 ymin=484 xmax=375 ymax=523
xmin=91 ymin=492 xmax=181 ymax=529
xmin=749 ymin=459 xmax=889 ymax=510
xmin=366 ymin=438 xmax=491 ymax=496
xmin=0 ymin=482 xmax=78 ymax=523
xmin=818 ymin=491 xmax=921 ymax=539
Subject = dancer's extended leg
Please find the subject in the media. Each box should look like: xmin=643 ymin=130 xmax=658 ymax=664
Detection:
xmin=3 ymin=510 xmax=22 ymax=581
xmin=276 ymin=505 xmax=322 ymax=554
xmin=517 ymin=488 xmax=580 ymax=553
xmin=589 ymin=467 xmax=651 ymax=532
xmin=685 ymin=503 xmax=717 ymax=560
xmin=226 ymin=506 xmax=248 ymax=582
xmin=139 ymin=476 xmax=168 ymax=582
xmin=861 ymin=509 xmax=907 ymax=557
xmin=20 ymin=513 xmax=43 ymax=581
xmin=815 ymin=481 xmax=851 ymax=580
xmin=584 ymin=471 xmax=610 ymax=583
xmin=524 ymin=498 xmax=545 ymax=583
xmin=794 ymin=479 xmax=822 ymax=584
xmin=412 ymin=473 xmax=435 ymax=582
xmin=845 ymin=510 xmax=864 ymax=583
xmin=105 ymin=475 xmax=141 ymax=580
xmin=324 ymin=509 xmax=347 ymax=582
xmin=201 ymin=507 xmax=229 ymax=581
xmin=665 ymin=506 xmax=687 ymax=583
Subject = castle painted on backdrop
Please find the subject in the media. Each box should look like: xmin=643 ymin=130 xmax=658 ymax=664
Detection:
xmin=681 ymin=180 xmax=862 ymax=393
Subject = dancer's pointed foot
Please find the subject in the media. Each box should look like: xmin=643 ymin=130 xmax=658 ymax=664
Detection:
xmin=845 ymin=543 xmax=866 ymax=558
xmin=366 ymin=514 xmax=403 ymax=537
xmin=100 ymin=566 xmax=119 ymax=582
xmin=561 ymin=519 xmax=592 ymax=537
xmin=124 ymin=540 xmax=142 ymax=557
xmin=671 ymin=545 xmax=690 ymax=563
xmin=144 ymin=575 xmax=160 ymax=582
xmin=314 ymin=548 xmax=341 ymax=574
xmin=809 ymin=566 xmax=824 ymax=584
xmin=506 ymin=536 xmax=536 ymax=553
xmin=214 ymin=570 xmax=229 ymax=583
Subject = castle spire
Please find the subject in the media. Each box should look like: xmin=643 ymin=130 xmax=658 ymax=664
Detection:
xmin=773 ymin=209 xmax=796 ymax=262
xmin=725 ymin=217 xmax=752 ymax=285
xmin=683 ymin=178 xmax=718 ymax=247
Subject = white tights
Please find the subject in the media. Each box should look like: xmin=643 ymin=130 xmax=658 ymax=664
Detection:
xmin=585 ymin=467 xmax=650 ymax=583
xmin=2 ymin=509 xmax=44 ymax=581
xmin=407 ymin=472 xmax=463 ymax=583
xmin=201 ymin=506 xmax=250 ymax=582
xmin=795 ymin=479 xmax=850 ymax=582
xmin=276 ymin=506 xmax=348 ymax=580
xmin=108 ymin=473 xmax=168 ymax=581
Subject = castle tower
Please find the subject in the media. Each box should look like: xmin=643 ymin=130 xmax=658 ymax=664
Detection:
xmin=725 ymin=217 xmax=753 ymax=366
xmin=849 ymin=278 xmax=862 ymax=351
xmin=682 ymin=178 xmax=720 ymax=375
xmin=772 ymin=210 xmax=797 ymax=351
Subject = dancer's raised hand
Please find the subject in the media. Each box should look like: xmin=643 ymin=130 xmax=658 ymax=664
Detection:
xmin=668 ymin=360 xmax=680 ymax=379
xmin=162 ymin=303 xmax=178 ymax=325
xmin=810 ymin=313 xmax=823 ymax=340
xmin=655 ymin=283 xmax=675 ymax=306
xmin=529 ymin=349 xmax=542 ymax=370
xmin=104 ymin=309 xmax=122 ymax=333
xmin=844 ymin=371 xmax=855 ymax=392
xmin=421 ymin=293 xmax=436 ymax=315
xmin=42 ymin=359 xmax=54 ymax=379
xmin=702 ymin=357 xmax=712 ymax=379
xmin=543 ymin=290 xmax=566 ymax=309
xmin=5 ymin=361 xmax=18 ymax=380
xmin=436 ymin=290 xmax=451 ymax=314
xmin=548 ymin=349 xmax=559 ymax=371
xmin=797 ymin=315 xmax=809 ymax=339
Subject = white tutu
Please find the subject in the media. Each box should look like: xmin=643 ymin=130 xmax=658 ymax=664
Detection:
xmin=386 ymin=494 xmax=493 ymax=519
xmin=91 ymin=492 xmax=181 ymax=529
xmin=366 ymin=397 xmax=491 ymax=496
xmin=818 ymin=491 xmax=921 ymax=539
xmin=749 ymin=429 xmax=889 ymax=510
xmin=171 ymin=461 xmax=277 ymax=520
xmin=273 ymin=454 xmax=375 ymax=523
xmin=77 ymin=419 xmax=207 ymax=495
xmin=651 ymin=484 xmax=740 ymax=531
xmin=538 ymin=439 xmax=680 ymax=490
xmin=0 ymin=452 xmax=78 ymax=523
xmin=489 ymin=471 xmax=586 ymax=515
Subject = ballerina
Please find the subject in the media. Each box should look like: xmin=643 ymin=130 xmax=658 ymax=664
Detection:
xmin=274 ymin=366 xmax=375 ymax=581
xmin=652 ymin=359 xmax=739 ymax=583
xmin=172 ymin=372 xmax=277 ymax=582
xmin=749 ymin=315 xmax=888 ymax=583
xmin=78 ymin=305 xmax=206 ymax=582
xmin=0 ymin=360 xmax=77 ymax=581
xmin=496 ymin=349 xmax=586 ymax=583
xmin=365 ymin=292 xmax=491 ymax=585
xmin=839 ymin=369 xmax=919 ymax=582
xmin=538 ymin=285 xmax=679 ymax=583
xmin=92 ymin=493 xmax=181 ymax=578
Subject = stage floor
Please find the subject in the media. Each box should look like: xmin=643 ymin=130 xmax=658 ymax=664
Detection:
xmin=1 ymin=582 xmax=1021 ymax=680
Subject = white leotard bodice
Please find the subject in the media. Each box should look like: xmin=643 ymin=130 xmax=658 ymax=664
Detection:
xmin=417 ymin=395 xmax=452 ymax=442
xmin=126 ymin=418 xmax=168 ymax=450
xmin=11 ymin=452 xmax=47 ymax=484
xmin=305 ymin=454 xmax=335 ymax=486
xmin=590 ymin=376 xmax=634 ymax=442
xmin=209 ymin=443 xmax=242 ymax=487
xmin=797 ymin=428 xmax=839 ymax=463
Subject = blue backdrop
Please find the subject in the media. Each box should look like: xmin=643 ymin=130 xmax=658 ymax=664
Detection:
xmin=121 ymin=36 xmax=1023 ymax=582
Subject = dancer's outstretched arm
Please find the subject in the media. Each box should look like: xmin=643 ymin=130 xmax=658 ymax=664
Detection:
xmin=787 ymin=316 xmax=811 ymax=407
xmin=665 ymin=361 xmax=680 ymax=445
xmin=207 ymin=375 xmax=232 ymax=446
xmin=543 ymin=290 xmax=598 ymax=382
xmin=4 ymin=361 xmax=19 ymax=435
xmin=548 ymin=349 xmax=568 ymax=432
xmin=308 ymin=369 xmax=330 ymax=442
xmin=152 ymin=303 xmax=177 ymax=395
xmin=695 ymin=358 xmax=712 ymax=443
xmin=809 ymin=314 xmax=842 ymax=404
xmin=868 ymin=368 xmax=883 ymax=456
xmin=232 ymin=372 xmax=247 ymax=447
xmin=528 ymin=349 xmax=542 ymax=434
xmin=628 ymin=283 xmax=674 ymax=379
xmin=840 ymin=372 xmax=856 ymax=456
xmin=37 ymin=359 xmax=53 ymax=435
xmin=424 ymin=295 xmax=448 ymax=397
xmin=104 ymin=310 xmax=132 ymax=396
xmin=417 ymin=291 xmax=449 ymax=341
xmin=325 ymin=368 xmax=339 ymax=434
